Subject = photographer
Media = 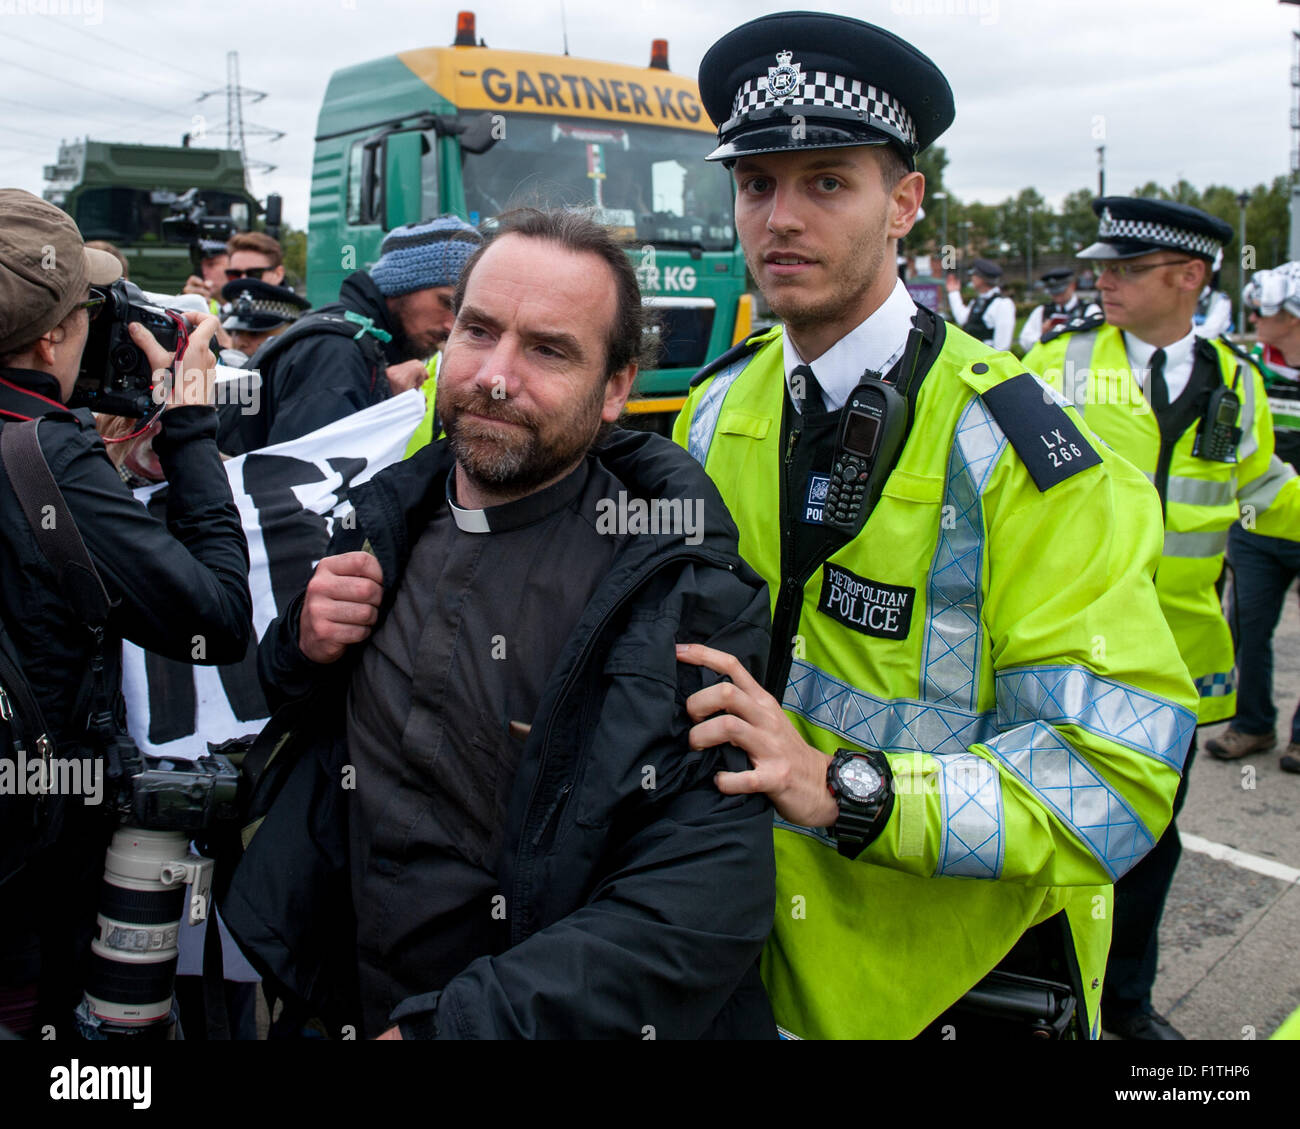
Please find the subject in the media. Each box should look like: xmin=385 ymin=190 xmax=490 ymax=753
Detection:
xmin=0 ymin=189 xmax=253 ymax=1039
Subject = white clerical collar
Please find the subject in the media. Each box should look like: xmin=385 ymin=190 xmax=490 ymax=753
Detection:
xmin=448 ymin=491 xmax=491 ymax=533
xmin=783 ymin=277 xmax=917 ymax=413
xmin=445 ymin=460 xmax=591 ymax=533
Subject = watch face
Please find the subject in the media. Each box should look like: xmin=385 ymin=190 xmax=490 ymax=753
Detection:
xmin=839 ymin=757 xmax=882 ymax=801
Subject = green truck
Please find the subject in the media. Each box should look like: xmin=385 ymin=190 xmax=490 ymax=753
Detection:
xmin=43 ymin=139 xmax=262 ymax=293
xmin=306 ymin=10 xmax=752 ymax=426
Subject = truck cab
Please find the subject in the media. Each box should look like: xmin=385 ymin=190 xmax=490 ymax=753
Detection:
xmin=307 ymin=12 xmax=750 ymax=426
xmin=43 ymin=140 xmax=260 ymax=294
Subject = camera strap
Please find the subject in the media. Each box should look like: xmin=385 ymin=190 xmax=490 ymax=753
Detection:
xmin=0 ymin=420 xmax=111 ymax=629
xmin=0 ymin=420 xmax=119 ymax=747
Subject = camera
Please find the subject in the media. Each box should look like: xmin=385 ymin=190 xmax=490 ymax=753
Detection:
xmin=161 ymin=187 xmax=238 ymax=272
xmin=73 ymin=279 xmax=181 ymax=418
xmin=76 ymin=733 xmax=240 ymax=1040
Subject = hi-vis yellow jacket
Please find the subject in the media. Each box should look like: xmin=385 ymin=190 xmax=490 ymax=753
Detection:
xmin=1026 ymin=323 xmax=1300 ymax=723
xmin=404 ymin=352 xmax=442 ymax=457
xmin=673 ymin=322 xmax=1197 ymax=1039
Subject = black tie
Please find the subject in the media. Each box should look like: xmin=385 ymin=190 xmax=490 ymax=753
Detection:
xmin=1147 ymin=348 xmax=1168 ymax=414
xmin=790 ymin=364 xmax=826 ymax=414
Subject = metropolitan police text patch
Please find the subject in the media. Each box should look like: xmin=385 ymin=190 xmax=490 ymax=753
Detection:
xmin=818 ymin=563 xmax=914 ymax=640
xmin=981 ymin=372 xmax=1101 ymax=491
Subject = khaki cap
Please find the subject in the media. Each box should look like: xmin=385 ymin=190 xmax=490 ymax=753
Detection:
xmin=0 ymin=188 xmax=123 ymax=356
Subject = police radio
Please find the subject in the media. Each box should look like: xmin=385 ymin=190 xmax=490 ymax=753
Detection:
xmin=822 ymin=376 xmax=908 ymax=537
xmin=1193 ymin=372 xmax=1242 ymax=464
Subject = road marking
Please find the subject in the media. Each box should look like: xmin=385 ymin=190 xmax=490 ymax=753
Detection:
xmin=1181 ymin=832 xmax=1300 ymax=884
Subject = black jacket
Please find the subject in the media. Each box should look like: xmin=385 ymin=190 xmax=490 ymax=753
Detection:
xmin=0 ymin=369 xmax=252 ymax=1024
xmin=219 ymin=272 xmax=407 ymax=455
xmin=223 ymin=429 xmax=778 ymax=1038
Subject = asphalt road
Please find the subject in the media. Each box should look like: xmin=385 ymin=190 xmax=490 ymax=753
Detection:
xmin=1146 ymin=575 xmax=1300 ymax=1041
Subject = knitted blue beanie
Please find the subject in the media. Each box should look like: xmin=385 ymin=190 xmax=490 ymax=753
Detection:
xmin=370 ymin=215 xmax=483 ymax=297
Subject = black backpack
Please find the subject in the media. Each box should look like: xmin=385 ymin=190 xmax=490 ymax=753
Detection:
xmin=216 ymin=310 xmax=392 ymax=455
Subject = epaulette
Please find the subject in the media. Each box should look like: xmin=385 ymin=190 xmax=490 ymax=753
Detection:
xmin=980 ymin=371 xmax=1103 ymax=492
xmin=1039 ymin=310 xmax=1106 ymax=346
xmin=688 ymin=330 xmax=773 ymax=389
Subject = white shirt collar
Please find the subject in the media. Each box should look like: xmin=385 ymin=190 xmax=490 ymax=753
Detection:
xmin=783 ymin=278 xmax=917 ymax=414
xmin=1123 ymin=326 xmax=1198 ymax=403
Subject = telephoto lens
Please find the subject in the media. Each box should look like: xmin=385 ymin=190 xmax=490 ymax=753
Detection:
xmin=80 ymin=827 xmax=214 ymax=1039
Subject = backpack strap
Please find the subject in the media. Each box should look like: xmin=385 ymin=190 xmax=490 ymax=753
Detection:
xmin=0 ymin=420 xmax=110 ymax=627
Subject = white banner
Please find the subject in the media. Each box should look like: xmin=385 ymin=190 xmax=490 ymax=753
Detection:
xmin=121 ymin=390 xmax=427 ymax=762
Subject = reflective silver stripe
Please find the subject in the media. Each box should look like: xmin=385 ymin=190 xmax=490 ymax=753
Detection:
xmin=1238 ymin=361 xmax=1258 ymax=460
xmin=997 ymin=665 xmax=1196 ymax=770
xmin=1091 ymin=1011 xmax=1100 ymax=1041
xmin=1194 ymin=670 xmax=1234 ymax=698
xmin=923 ymin=397 xmax=1006 ymax=709
xmin=1167 ymin=475 xmax=1237 ymax=507
xmin=784 ymin=658 xmax=997 ymax=756
xmin=1061 ymin=331 xmax=1096 ymax=410
xmin=1145 ymin=471 xmax=1236 ymax=507
xmin=1163 ymin=528 xmax=1228 ymax=558
xmin=1237 ymin=455 xmax=1297 ymax=516
xmin=936 ymin=753 xmax=1004 ymax=879
xmin=686 ymin=357 xmax=747 ymax=466
xmin=984 ymin=722 xmax=1156 ymax=880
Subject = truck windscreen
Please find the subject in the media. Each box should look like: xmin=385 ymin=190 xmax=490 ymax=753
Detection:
xmin=461 ymin=115 xmax=735 ymax=252
xmin=75 ymin=188 xmax=250 ymax=243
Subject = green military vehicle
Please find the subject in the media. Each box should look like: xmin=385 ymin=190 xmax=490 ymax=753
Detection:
xmin=43 ymin=139 xmax=263 ymax=293
xmin=306 ymin=10 xmax=752 ymax=428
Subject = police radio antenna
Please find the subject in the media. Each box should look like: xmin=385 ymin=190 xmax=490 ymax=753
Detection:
xmin=560 ymin=0 xmax=570 ymax=55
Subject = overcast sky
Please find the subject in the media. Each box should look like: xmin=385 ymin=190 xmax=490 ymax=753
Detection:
xmin=1 ymin=0 xmax=1296 ymax=227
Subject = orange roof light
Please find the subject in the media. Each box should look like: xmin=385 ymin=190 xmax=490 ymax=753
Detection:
xmin=650 ymin=39 xmax=669 ymax=71
xmin=454 ymin=11 xmax=477 ymax=46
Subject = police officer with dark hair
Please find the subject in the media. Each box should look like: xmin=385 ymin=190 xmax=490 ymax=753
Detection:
xmin=947 ymin=257 xmax=1015 ymax=350
xmin=1018 ymin=268 xmax=1100 ymax=352
xmin=0 ymin=189 xmax=252 ymax=1038
xmin=673 ymin=12 xmax=1196 ymax=1041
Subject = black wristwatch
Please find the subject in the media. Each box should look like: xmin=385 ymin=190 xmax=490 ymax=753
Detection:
xmin=826 ymin=748 xmax=894 ymax=860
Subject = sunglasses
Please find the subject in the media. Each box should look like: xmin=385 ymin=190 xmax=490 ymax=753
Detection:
xmin=225 ymin=267 xmax=271 ymax=281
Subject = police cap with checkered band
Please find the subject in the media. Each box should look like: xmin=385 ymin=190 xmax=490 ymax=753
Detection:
xmin=1078 ymin=196 xmax=1234 ymax=262
xmin=698 ymin=12 xmax=955 ymax=168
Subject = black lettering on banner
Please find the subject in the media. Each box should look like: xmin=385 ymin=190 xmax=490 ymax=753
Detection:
xmin=678 ymin=91 xmax=702 ymax=123
xmin=817 ymin=563 xmax=915 ymax=641
xmin=217 ymin=636 xmax=270 ymax=723
xmin=655 ymin=86 xmax=681 ymax=120
xmin=245 ymin=454 xmax=330 ymax=615
xmin=539 ymin=72 xmax=565 ymax=107
xmin=561 ymin=74 xmax=583 ymax=106
xmin=482 ymin=68 xmax=511 ymax=103
xmin=628 ymin=82 xmax=652 ymax=117
xmin=138 ymin=453 xmax=369 ymax=748
xmin=980 ymin=372 xmax=1101 ymax=491
xmin=515 ymin=70 xmax=542 ymax=106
